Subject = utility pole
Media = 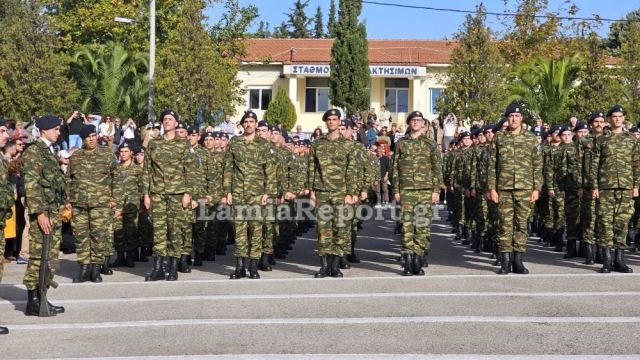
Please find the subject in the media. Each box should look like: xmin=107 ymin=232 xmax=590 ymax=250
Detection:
xmin=148 ymin=0 xmax=156 ymax=125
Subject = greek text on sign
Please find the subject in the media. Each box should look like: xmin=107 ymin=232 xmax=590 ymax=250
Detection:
xmin=283 ymin=64 xmax=426 ymax=77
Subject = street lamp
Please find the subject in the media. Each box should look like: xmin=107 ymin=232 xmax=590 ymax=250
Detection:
xmin=114 ymin=0 xmax=156 ymax=126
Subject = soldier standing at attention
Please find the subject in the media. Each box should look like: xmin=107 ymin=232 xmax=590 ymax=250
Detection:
xmin=0 ymin=117 xmax=12 ymax=332
xmin=205 ymin=132 xmax=228 ymax=260
xmin=306 ymin=109 xmax=358 ymax=278
xmin=112 ymin=141 xmax=143 ymax=269
xmin=223 ymin=112 xmax=276 ymax=279
xmin=256 ymin=120 xmax=278 ymax=272
xmin=22 ymin=115 xmax=66 ymax=316
xmin=68 ymin=125 xmax=121 ymax=283
xmin=134 ymin=147 xmax=152 ymax=262
xmin=591 ymin=105 xmax=639 ymax=273
xmin=487 ymin=105 xmax=542 ymax=275
xmin=392 ymin=111 xmax=443 ymax=276
xmin=555 ymin=127 xmax=581 ymax=259
xmin=142 ymin=110 xmax=196 ymax=282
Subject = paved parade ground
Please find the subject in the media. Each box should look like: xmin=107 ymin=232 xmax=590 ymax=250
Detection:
xmin=1 ymin=207 xmax=640 ymax=359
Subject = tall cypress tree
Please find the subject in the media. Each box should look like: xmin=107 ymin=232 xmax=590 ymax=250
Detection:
xmin=312 ymin=5 xmax=324 ymax=39
xmin=286 ymin=0 xmax=311 ymax=38
xmin=327 ymin=0 xmax=337 ymax=38
xmin=328 ymin=0 xmax=370 ymax=115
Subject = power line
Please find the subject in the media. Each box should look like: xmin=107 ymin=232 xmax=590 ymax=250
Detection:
xmin=361 ymin=0 xmax=635 ymax=23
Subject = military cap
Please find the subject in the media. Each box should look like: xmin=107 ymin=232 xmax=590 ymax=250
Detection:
xmin=573 ymin=122 xmax=587 ymax=132
xmin=482 ymin=125 xmax=495 ymax=134
xmin=241 ymin=111 xmax=258 ymax=123
xmin=534 ymin=130 xmax=542 ymax=137
xmin=322 ymin=109 xmax=341 ymax=121
xmin=221 ymin=133 xmax=229 ymax=140
xmin=559 ymin=126 xmax=573 ymax=135
xmin=285 ymin=137 xmax=293 ymax=144
xmin=629 ymin=127 xmax=640 ymax=134
xmin=588 ymin=111 xmax=605 ymax=123
xmin=187 ymin=125 xmax=199 ymax=135
xmin=341 ymin=119 xmax=355 ymax=129
xmin=450 ymin=139 xmax=457 ymax=146
xmin=270 ymin=124 xmax=282 ymax=133
xmin=606 ymin=104 xmax=625 ymax=117
xmin=36 ymin=115 xmax=61 ymax=130
xmin=457 ymin=131 xmax=471 ymax=141
xmin=406 ymin=111 xmax=424 ymax=124
xmin=504 ymin=104 xmax=523 ymax=116
xmin=79 ymin=124 xmax=97 ymax=139
xmin=303 ymin=139 xmax=311 ymax=146
xmin=548 ymin=124 xmax=561 ymax=134
xmin=118 ymin=141 xmax=132 ymax=151
xmin=134 ymin=146 xmax=145 ymax=154
xmin=160 ymin=109 xmax=179 ymax=122
xmin=202 ymin=131 xmax=215 ymax=139
xmin=257 ymin=120 xmax=269 ymax=128
xmin=176 ymin=122 xmax=188 ymax=130
xmin=293 ymin=140 xmax=301 ymax=146
xmin=470 ymin=128 xmax=481 ymax=137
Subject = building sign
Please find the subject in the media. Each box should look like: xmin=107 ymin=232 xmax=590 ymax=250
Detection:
xmin=283 ymin=64 xmax=426 ymax=77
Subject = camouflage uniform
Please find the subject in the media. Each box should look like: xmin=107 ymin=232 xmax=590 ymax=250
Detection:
xmin=184 ymin=144 xmax=209 ymax=269
xmin=555 ymin=140 xmax=582 ymax=255
xmin=113 ymin=161 xmax=143 ymax=255
xmin=0 ymin=158 xmax=13 ymax=282
xmin=205 ymin=149 xmax=227 ymax=258
xmin=544 ymin=143 xmax=565 ymax=250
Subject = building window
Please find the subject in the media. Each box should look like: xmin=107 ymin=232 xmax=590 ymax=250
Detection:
xmin=305 ymin=78 xmax=330 ymax=112
xmin=249 ymin=88 xmax=272 ymax=110
xmin=384 ymin=78 xmax=409 ymax=113
xmin=430 ymin=88 xmax=443 ymax=113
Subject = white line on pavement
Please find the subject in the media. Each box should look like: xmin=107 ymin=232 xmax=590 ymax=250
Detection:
xmin=8 ymin=316 xmax=640 ymax=330
xmin=64 ymin=355 xmax=640 ymax=360
xmin=2 ymin=291 xmax=640 ymax=306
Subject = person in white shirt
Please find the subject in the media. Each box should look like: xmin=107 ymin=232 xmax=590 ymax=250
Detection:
xmin=378 ymin=105 xmax=391 ymax=128
xmin=442 ymin=112 xmax=457 ymax=152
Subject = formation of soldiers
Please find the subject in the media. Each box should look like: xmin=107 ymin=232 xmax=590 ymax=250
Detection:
xmin=1 ymin=102 xmax=638 ymax=331
xmin=444 ymin=104 xmax=639 ymax=275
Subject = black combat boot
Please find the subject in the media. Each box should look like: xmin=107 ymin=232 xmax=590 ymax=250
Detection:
xmin=314 ymin=256 xmax=330 ymax=278
xmin=497 ymin=252 xmax=511 ymax=275
xmin=471 ymin=231 xmax=481 ymax=253
xmin=0 ymin=326 xmax=7 ymax=335
xmin=258 ymin=253 xmax=272 ymax=271
xmin=339 ymin=255 xmax=351 ymax=269
xmin=330 ymin=255 xmax=343 ymax=278
xmin=46 ymin=297 xmax=65 ymax=315
xmin=138 ymin=247 xmax=149 ymax=262
xmin=564 ymin=240 xmax=578 ymax=259
xmin=421 ymin=250 xmax=429 ymax=267
xmin=401 ymin=253 xmax=413 ymax=276
xmin=512 ymin=252 xmax=529 ymax=274
xmin=248 ymin=258 xmax=260 ymax=279
xmin=167 ymin=257 xmax=179 ymax=281
xmin=111 ymin=251 xmax=126 ymax=267
xmin=125 ymin=251 xmax=136 ymax=268
xmin=412 ymin=253 xmax=425 ymax=276
xmin=347 ymin=240 xmax=360 ymax=263
xmin=101 ymin=257 xmax=113 ymax=275
xmin=193 ymin=252 xmax=204 ymax=267
xmin=177 ymin=254 xmax=191 ymax=273
xmin=585 ymin=244 xmax=595 ymax=265
xmin=25 ymin=289 xmax=43 ymax=316
xmin=577 ymin=240 xmax=586 ymax=257
xmin=613 ymin=249 xmax=633 ymax=273
xmin=595 ymin=245 xmax=604 ymax=264
xmin=230 ymin=257 xmax=247 ymax=279
xmin=599 ymin=248 xmax=612 ymax=273
xmin=554 ymin=232 xmax=564 ymax=252
xmin=268 ymin=253 xmax=277 ymax=265
xmin=90 ymin=264 xmax=103 ymax=283
xmin=454 ymin=224 xmax=463 ymax=241
xmin=72 ymin=264 xmax=91 ymax=283
xmin=461 ymin=225 xmax=470 ymax=245
xmin=145 ymin=256 xmax=166 ymax=281
xmin=543 ymin=229 xmax=553 ymax=247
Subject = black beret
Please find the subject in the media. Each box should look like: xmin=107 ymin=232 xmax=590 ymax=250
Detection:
xmin=450 ymin=139 xmax=457 ymax=145
xmin=606 ymin=104 xmax=625 ymax=117
xmin=134 ymin=146 xmax=145 ymax=154
xmin=257 ymin=120 xmax=269 ymax=128
xmin=482 ymin=125 xmax=495 ymax=134
xmin=79 ymin=125 xmax=97 ymax=139
xmin=573 ymin=122 xmax=588 ymax=132
xmin=36 ymin=115 xmax=61 ymax=130
xmin=549 ymin=124 xmax=561 ymax=134
xmin=322 ymin=109 xmax=341 ymax=121
xmin=457 ymin=131 xmax=470 ymax=141
xmin=176 ymin=122 xmax=188 ymax=130
xmin=221 ymin=133 xmax=229 ymax=140
xmin=303 ymin=139 xmax=311 ymax=146
xmin=534 ymin=130 xmax=542 ymax=137
xmin=406 ymin=111 xmax=424 ymax=123
xmin=285 ymin=137 xmax=293 ymax=144
xmin=504 ymin=104 xmax=523 ymax=116
xmin=187 ymin=126 xmax=199 ymax=135
xmin=629 ymin=127 xmax=640 ymax=134
xmin=588 ymin=111 xmax=605 ymax=123
xmin=160 ymin=109 xmax=179 ymax=122
xmin=241 ymin=111 xmax=258 ymax=123
xmin=559 ymin=126 xmax=573 ymax=135
xmin=118 ymin=141 xmax=132 ymax=150
xmin=341 ymin=119 xmax=355 ymax=129
xmin=470 ymin=128 xmax=481 ymax=137
xmin=270 ymin=124 xmax=282 ymax=133
xmin=202 ymin=131 xmax=215 ymax=139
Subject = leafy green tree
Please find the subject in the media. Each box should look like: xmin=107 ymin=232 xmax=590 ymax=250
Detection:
xmin=312 ymin=5 xmax=324 ymax=39
xmin=508 ymin=55 xmax=579 ymax=124
xmin=0 ymin=0 xmax=79 ymax=120
xmin=272 ymin=21 xmax=289 ymax=38
xmin=71 ymin=41 xmax=148 ymax=121
xmin=264 ymin=88 xmax=297 ymax=131
xmin=618 ymin=20 xmax=640 ymax=121
xmin=606 ymin=9 xmax=640 ymax=55
xmin=286 ymin=0 xmax=311 ymax=38
xmin=253 ymin=21 xmax=271 ymax=38
xmin=327 ymin=0 xmax=337 ymax=38
xmin=437 ymin=4 xmax=506 ymax=122
xmin=329 ymin=0 xmax=370 ymax=115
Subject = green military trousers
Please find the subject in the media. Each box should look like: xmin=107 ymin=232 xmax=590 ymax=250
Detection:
xmin=497 ymin=190 xmax=533 ymax=253
xmin=400 ymin=189 xmax=433 ymax=256
xmin=73 ymin=206 xmax=112 ymax=265
xmin=597 ymin=189 xmax=633 ymax=249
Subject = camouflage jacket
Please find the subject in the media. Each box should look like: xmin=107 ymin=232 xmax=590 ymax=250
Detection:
xmin=0 ymin=158 xmax=13 ymax=222
xmin=22 ymin=138 xmax=67 ymax=216
xmin=474 ymin=143 xmax=490 ymax=192
xmin=206 ymin=150 xmax=226 ymax=202
xmin=223 ymin=136 xmax=277 ymax=197
xmin=391 ymin=134 xmax=443 ymax=193
xmin=190 ymin=145 xmax=210 ymax=200
xmin=555 ymin=142 xmax=582 ymax=192
xmin=442 ymin=150 xmax=455 ymax=187
xmin=542 ymin=143 xmax=562 ymax=193
xmin=488 ymin=129 xmax=541 ymax=191
xmin=114 ymin=161 xmax=143 ymax=213
xmin=590 ymin=131 xmax=640 ymax=190
xmin=307 ymin=135 xmax=358 ymax=195
xmin=142 ymin=136 xmax=197 ymax=195
xmin=68 ymin=145 xmax=120 ymax=210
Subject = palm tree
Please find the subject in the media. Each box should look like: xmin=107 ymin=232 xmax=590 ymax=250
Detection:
xmin=71 ymin=41 xmax=148 ymax=122
xmin=508 ymin=55 xmax=579 ymax=124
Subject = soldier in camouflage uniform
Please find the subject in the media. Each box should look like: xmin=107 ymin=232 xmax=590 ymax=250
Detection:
xmin=392 ymin=111 xmax=442 ymax=276
xmin=306 ymin=109 xmax=358 ymax=278
xmin=223 ymin=112 xmax=276 ymax=279
xmin=68 ymin=125 xmax=121 ymax=283
xmin=454 ymin=132 xmax=472 ymax=244
xmin=487 ymin=105 xmax=542 ymax=275
xmin=195 ymin=131 xmax=222 ymax=266
xmin=443 ymin=140 xmax=457 ymax=224
xmin=591 ymin=105 xmax=639 ymax=273
xmin=482 ymin=125 xmax=501 ymax=258
xmin=0 ymin=118 xmax=12 ymax=333
xmin=469 ymin=127 xmax=489 ymax=253
xmin=555 ymin=126 xmax=582 ymax=259
xmin=256 ymin=120 xmax=279 ymax=271
xmin=543 ymin=125 xmax=565 ymax=252
xmin=112 ymin=142 xmax=143 ymax=268
xmin=22 ymin=115 xmax=66 ymax=316
xmin=134 ymin=146 xmax=152 ymax=262
xmin=142 ymin=110 xmax=197 ymax=282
